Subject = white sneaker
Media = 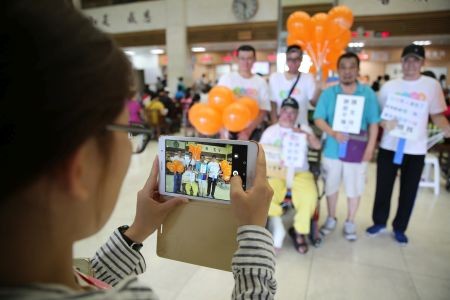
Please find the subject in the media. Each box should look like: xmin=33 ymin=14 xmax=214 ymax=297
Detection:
xmin=343 ymin=221 xmax=357 ymax=241
xmin=267 ymin=216 xmax=286 ymax=249
xmin=320 ymin=217 xmax=337 ymax=236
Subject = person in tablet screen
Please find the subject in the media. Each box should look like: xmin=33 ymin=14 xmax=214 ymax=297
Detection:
xmin=195 ymin=154 xmax=209 ymax=197
xmin=207 ymin=155 xmax=221 ymax=198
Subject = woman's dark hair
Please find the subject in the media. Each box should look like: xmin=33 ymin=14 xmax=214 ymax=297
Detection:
xmin=0 ymin=0 xmax=132 ymax=200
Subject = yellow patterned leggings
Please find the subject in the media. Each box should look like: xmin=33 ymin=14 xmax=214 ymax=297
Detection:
xmin=268 ymin=172 xmax=318 ymax=234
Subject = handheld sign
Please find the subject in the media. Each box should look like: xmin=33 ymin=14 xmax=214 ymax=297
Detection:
xmin=332 ymin=94 xmax=365 ymax=158
xmin=381 ymin=93 xmax=429 ymax=164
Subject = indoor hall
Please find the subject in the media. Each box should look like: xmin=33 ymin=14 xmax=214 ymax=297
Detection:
xmin=2 ymin=0 xmax=450 ymax=299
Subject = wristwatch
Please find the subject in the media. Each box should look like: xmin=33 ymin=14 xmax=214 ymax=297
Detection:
xmin=118 ymin=225 xmax=143 ymax=251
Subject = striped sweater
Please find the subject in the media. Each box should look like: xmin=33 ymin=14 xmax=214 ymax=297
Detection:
xmin=0 ymin=225 xmax=276 ymax=299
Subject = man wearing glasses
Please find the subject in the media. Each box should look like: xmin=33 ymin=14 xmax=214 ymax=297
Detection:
xmin=218 ymin=44 xmax=271 ymax=140
xmin=269 ymin=45 xmax=321 ymax=127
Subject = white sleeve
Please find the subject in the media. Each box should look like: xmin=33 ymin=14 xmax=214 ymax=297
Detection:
xmin=378 ymin=81 xmax=391 ymax=109
xmin=428 ymin=79 xmax=447 ymax=114
xmin=259 ymin=125 xmax=276 ymax=145
xmin=305 ymin=74 xmax=316 ymax=101
xmin=258 ymin=80 xmax=271 ymax=111
xmin=269 ymin=73 xmax=277 ymax=102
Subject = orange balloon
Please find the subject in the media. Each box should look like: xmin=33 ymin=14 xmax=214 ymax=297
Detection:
xmin=334 ymin=29 xmax=352 ymax=50
xmin=329 ymin=5 xmax=353 ymax=29
xmin=207 ymin=86 xmax=234 ymax=112
xmin=222 ymin=102 xmax=251 ymax=132
xmin=174 ymin=161 xmax=184 ymax=173
xmin=311 ymin=13 xmax=330 ymax=44
xmin=190 ymin=105 xmax=222 ymax=136
xmin=188 ymin=103 xmax=208 ymax=122
xmin=286 ymin=11 xmax=312 ymax=42
xmin=237 ymin=97 xmax=259 ymax=121
xmin=166 ymin=162 xmax=175 ymax=172
xmin=325 ymin=21 xmax=346 ymax=41
xmin=286 ymin=34 xmax=306 ymax=49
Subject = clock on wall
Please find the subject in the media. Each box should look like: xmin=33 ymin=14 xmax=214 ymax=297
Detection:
xmin=232 ymin=0 xmax=258 ymax=21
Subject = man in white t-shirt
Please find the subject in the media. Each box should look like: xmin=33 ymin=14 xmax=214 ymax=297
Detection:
xmin=206 ymin=155 xmax=221 ymax=198
xmin=366 ymin=44 xmax=450 ymax=245
xmin=269 ymin=45 xmax=320 ymax=126
xmin=218 ymin=44 xmax=271 ymax=140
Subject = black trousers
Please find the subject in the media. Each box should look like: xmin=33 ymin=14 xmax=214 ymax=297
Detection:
xmin=207 ymin=177 xmax=218 ymax=196
xmin=372 ymin=148 xmax=425 ymax=232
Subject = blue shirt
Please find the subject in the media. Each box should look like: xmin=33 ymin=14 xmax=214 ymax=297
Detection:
xmin=313 ymin=83 xmax=380 ymax=159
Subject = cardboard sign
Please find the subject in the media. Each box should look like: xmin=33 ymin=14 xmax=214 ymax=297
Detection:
xmin=381 ymin=93 xmax=428 ymax=140
xmin=262 ymin=144 xmax=286 ymax=179
xmin=262 ymin=132 xmax=307 ymax=184
xmin=282 ymin=132 xmax=307 ymax=168
xmin=332 ymin=94 xmax=365 ymax=134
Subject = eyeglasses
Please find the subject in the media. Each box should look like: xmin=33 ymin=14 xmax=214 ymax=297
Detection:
xmin=106 ymin=124 xmax=152 ymax=154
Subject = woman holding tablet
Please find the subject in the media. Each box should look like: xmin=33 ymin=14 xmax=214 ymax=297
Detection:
xmin=0 ymin=1 xmax=276 ymax=298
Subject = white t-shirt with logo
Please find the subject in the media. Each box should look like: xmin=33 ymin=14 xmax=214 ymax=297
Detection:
xmin=269 ymin=72 xmax=316 ymax=126
xmin=379 ymin=75 xmax=446 ymax=155
xmin=207 ymin=161 xmax=221 ymax=179
xmin=218 ymin=72 xmax=271 ymax=111
xmin=260 ymin=123 xmax=312 ymax=172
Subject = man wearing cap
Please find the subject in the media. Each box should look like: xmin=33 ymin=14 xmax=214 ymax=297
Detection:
xmin=313 ymin=52 xmax=380 ymax=241
xmin=366 ymin=44 xmax=450 ymax=245
xmin=218 ymin=44 xmax=271 ymax=140
xmin=261 ymin=98 xmax=321 ymax=254
xmin=269 ymin=45 xmax=321 ymax=126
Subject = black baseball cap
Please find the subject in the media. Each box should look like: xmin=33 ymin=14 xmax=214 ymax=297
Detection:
xmin=281 ymin=97 xmax=299 ymax=110
xmin=401 ymin=44 xmax=425 ymax=60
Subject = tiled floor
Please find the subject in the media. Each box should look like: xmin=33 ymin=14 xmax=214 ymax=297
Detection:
xmin=74 ymin=140 xmax=450 ymax=300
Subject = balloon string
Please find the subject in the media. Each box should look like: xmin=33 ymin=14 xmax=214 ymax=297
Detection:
xmin=306 ymin=43 xmax=319 ymax=70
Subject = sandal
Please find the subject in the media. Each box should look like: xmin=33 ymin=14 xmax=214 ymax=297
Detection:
xmin=288 ymin=227 xmax=309 ymax=254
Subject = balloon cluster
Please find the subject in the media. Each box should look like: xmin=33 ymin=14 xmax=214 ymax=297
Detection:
xmin=188 ymin=86 xmax=259 ymax=136
xmin=286 ymin=5 xmax=354 ymax=81
xmin=188 ymin=144 xmax=202 ymax=160
xmin=220 ymin=160 xmax=232 ymax=182
xmin=166 ymin=160 xmax=184 ymax=173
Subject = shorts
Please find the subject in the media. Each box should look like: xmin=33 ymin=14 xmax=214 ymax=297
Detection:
xmin=321 ymin=157 xmax=368 ymax=198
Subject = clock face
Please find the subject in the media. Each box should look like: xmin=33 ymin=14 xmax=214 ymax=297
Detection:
xmin=232 ymin=0 xmax=258 ymax=21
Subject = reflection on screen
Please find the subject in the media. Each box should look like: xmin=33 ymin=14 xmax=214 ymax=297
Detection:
xmin=164 ymin=140 xmax=247 ymax=201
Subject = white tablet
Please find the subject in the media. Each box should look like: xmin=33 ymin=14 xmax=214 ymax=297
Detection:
xmin=158 ymin=136 xmax=258 ymax=203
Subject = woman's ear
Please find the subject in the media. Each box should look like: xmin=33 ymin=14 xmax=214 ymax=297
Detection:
xmin=56 ymin=139 xmax=99 ymax=202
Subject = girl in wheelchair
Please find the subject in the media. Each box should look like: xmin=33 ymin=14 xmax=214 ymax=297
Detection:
xmin=261 ymin=98 xmax=321 ymax=254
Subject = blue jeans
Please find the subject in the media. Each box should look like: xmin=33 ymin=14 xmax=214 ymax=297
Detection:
xmin=173 ymin=173 xmax=182 ymax=193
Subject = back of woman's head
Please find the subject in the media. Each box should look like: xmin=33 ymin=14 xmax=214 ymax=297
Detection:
xmin=0 ymin=0 xmax=132 ymax=200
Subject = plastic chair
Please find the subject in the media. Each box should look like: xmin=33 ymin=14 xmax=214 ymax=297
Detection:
xmin=419 ymin=155 xmax=440 ymax=195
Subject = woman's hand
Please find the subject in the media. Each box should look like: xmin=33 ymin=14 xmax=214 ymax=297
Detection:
xmin=125 ymin=157 xmax=188 ymax=243
xmin=229 ymin=144 xmax=273 ymax=227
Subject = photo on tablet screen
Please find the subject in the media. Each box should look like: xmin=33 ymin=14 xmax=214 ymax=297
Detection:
xmin=164 ymin=139 xmax=248 ymax=202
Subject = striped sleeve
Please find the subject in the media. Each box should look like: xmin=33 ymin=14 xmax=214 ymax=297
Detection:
xmin=232 ymin=225 xmax=277 ymax=300
xmin=91 ymin=229 xmax=147 ymax=287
